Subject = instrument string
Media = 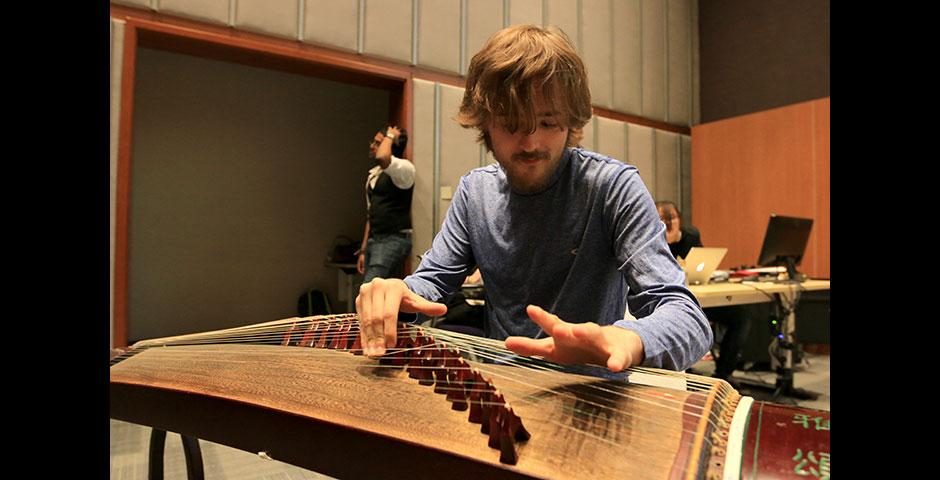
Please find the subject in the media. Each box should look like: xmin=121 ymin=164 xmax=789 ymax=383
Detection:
xmin=136 ymin=321 xmax=731 ymax=412
xmin=405 ymin=328 xmax=732 ymax=435
xmin=130 ymin=317 xmax=730 ymax=401
xmin=151 ymin=345 xmax=719 ymax=461
xmin=125 ymin=318 xmax=735 ymax=442
xmin=129 ymin=317 xmax=736 ymax=410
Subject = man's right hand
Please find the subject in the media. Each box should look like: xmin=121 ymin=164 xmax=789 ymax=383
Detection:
xmin=357 ymin=253 xmax=365 ymax=274
xmin=356 ymin=278 xmax=448 ymax=357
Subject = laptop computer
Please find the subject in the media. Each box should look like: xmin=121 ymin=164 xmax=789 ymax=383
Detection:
xmin=682 ymin=247 xmax=728 ymax=285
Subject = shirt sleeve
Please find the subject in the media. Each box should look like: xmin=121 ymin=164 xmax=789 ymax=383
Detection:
xmin=383 ymin=156 xmax=416 ymax=189
xmin=603 ymin=169 xmax=713 ymax=371
xmin=403 ymin=175 xmax=476 ymax=303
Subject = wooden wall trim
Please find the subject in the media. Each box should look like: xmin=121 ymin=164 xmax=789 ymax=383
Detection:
xmin=113 ymin=21 xmax=137 ymax=348
xmin=592 ymin=106 xmax=691 ymax=135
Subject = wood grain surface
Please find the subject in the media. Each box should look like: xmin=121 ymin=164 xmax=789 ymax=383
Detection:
xmin=111 ymin=344 xmax=722 ymax=479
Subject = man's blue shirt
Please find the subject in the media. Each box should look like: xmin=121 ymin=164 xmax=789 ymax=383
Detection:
xmin=404 ymin=148 xmax=712 ymax=371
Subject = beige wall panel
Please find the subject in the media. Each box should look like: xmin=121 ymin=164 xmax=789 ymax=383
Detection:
xmin=363 ymin=0 xmax=414 ymax=63
xmin=595 ymin=116 xmax=626 ymax=164
xmin=304 ymin=0 xmax=359 ymax=51
xmin=158 ymin=0 xmax=230 ymax=26
xmin=412 ymin=79 xmax=437 ymax=262
xmin=581 ymin=0 xmax=612 ymax=108
xmin=579 ymin=116 xmax=595 ymax=151
xmin=418 ymin=0 xmax=461 ymax=73
xmin=508 ymin=0 xmax=543 ymax=26
xmin=113 ymin=0 xmax=151 ymax=9
xmin=654 ymin=130 xmax=679 ymax=204
xmin=110 ymin=18 xmax=126 ymax=348
xmin=545 ymin=0 xmax=579 ymax=48
xmin=612 ymin=0 xmax=642 ymax=115
xmin=438 ymin=84 xmax=480 ymax=229
xmin=667 ymin=0 xmax=692 ymax=125
xmin=465 ymin=0 xmax=504 ymax=73
xmin=235 ymin=0 xmax=298 ymax=40
xmin=640 ymin=0 xmax=666 ymax=121
xmin=627 ymin=123 xmax=654 ymax=194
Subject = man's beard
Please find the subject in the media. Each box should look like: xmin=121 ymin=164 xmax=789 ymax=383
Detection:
xmin=501 ymin=149 xmax=561 ymax=195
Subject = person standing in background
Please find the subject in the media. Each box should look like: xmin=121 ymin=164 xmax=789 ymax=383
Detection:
xmin=357 ymin=126 xmax=414 ymax=283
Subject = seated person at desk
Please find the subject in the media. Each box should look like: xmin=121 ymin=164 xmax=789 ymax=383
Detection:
xmin=655 ymin=201 xmax=701 ymax=264
xmin=656 ymin=200 xmax=750 ymax=384
xmin=435 ymin=269 xmax=485 ymax=336
xmin=356 ymin=25 xmax=712 ymax=374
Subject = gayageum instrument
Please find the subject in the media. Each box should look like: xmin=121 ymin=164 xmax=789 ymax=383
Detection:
xmin=110 ymin=314 xmax=830 ymax=479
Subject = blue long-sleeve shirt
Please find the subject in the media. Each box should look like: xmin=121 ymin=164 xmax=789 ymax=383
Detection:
xmin=404 ymin=148 xmax=712 ymax=371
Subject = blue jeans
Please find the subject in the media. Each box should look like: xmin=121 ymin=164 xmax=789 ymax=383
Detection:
xmin=363 ymin=232 xmax=412 ymax=283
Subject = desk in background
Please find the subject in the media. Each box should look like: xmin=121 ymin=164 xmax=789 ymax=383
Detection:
xmin=324 ymin=262 xmax=362 ymax=313
xmin=689 ymin=279 xmax=830 ymax=308
xmin=689 ymin=279 xmax=831 ymax=400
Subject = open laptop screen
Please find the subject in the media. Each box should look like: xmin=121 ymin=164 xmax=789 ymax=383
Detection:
xmin=683 ymin=247 xmax=728 ymax=285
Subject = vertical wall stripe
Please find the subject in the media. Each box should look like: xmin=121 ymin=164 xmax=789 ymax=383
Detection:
xmin=229 ymin=0 xmax=237 ymax=26
xmin=638 ymin=0 xmax=643 ymax=116
xmin=357 ymin=0 xmax=365 ymax=54
xmin=460 ymin=0 xmax=467 ymax=76
xmin=663 ymin=2 xmax=669 ymax=123
xmin=576 ymin=0 xmax=583 ymax=52
xmin=608 ymin=0 xmax=614 ymax=109
xmin=650 ymin=128 xmax=657 ymax=197
xmin=623 ymin=122 xmax=629 ymax=164
xmin=412 ymin=0 xmax=419 ymax=65
xmin=297 ymin=0 xmax=305 ymax=41
xmin=479 ymin=144 xmax=485 ymax=167
xmin=504 ymin=0 xmax=510 ymax=27
xmin=675 ymin=135 xmax=681 ymax=207
xmin=592 ymin=116 xmax=598 ymax=150
xmin=677 ymin=135 xmax=682 ymax=209
xmin=542 ymin=0 xmax=548 ymax=26
xmin=433 ymin=83 xmax=441 ymax=236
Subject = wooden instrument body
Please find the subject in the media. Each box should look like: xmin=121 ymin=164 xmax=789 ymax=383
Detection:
xmin=113 ymin=344 xmax=712 ymax=479
xmin=110 ymin=316 xmax=829 ymax=479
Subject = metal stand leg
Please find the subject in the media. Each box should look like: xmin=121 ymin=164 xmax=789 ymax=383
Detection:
xmin=148 ymin=429 xmax=167 ymax=480
xmin=181 ymin=435 xmax=205 ymax=480
xmin=148 ymin=429 xmax=205 ymax=480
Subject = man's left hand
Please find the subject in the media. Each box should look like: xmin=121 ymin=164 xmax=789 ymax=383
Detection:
xmin=504 ymin=305 xmax=645 ymax=372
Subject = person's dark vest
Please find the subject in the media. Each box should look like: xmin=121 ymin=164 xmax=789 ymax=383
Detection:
xmin=368 ymin=171 xmax=413 ymax=235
